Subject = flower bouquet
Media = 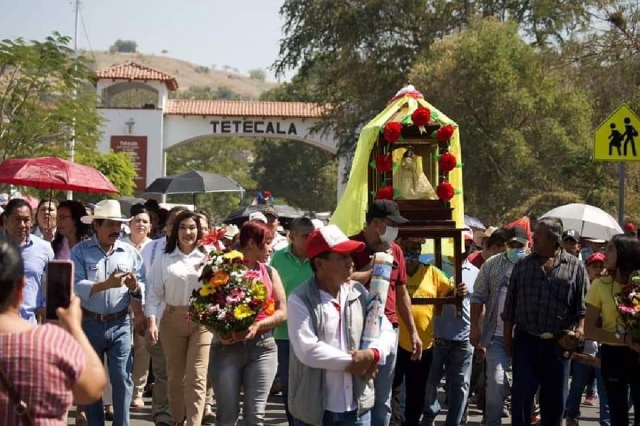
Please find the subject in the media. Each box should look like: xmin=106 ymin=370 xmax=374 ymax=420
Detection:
xmin=188 ymin=250 xmax=275 ymax=337
xmin=614 ymin=272 xmax=640 ymax=344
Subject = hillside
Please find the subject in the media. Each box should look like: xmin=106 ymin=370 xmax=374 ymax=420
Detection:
xmin=85 ymin=51 xmax=276 ymax=99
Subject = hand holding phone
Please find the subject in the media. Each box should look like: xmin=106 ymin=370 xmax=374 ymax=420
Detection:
xmin=45 ymin=261 xmax=75 ymax=321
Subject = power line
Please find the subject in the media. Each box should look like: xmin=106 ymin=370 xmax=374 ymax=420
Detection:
xmin=79 ymin=6 xmax=97 ymax=63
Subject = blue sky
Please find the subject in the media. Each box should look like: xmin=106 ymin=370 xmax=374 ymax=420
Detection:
xmin=0 ymin=0 xmax=286 ymax=80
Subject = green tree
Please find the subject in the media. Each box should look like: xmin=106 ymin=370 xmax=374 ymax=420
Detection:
xmin=72 ymin=150 xmax=137 ymax=203
xmin=109 ymin=39 xmax=137 ymax=53
xmin=410 ymin=19 xmax=595 ymax=223
xmin=251 ymin=140 xmax=337 ymax=213
xmin=274 ymin=0 xmax=594 ymax=154
xmin=165 ymin=137 xmax=256 ymax=221
xmin=248 ymin=68 xmax=267 ymax=82
xmin=0 ymin=33 xmax=101 ymax=161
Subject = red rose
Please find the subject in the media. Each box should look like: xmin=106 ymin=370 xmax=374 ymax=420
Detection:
xmin=375 ymin=154 xmax=393 ymax=173
xmin=436 ymin=124 xmax=455 ymax=142
xmin=437 ymin=182 xmax=455 ymax=202
xmin=411 ymin=107 xmax=431 ymax=127
xmin=438 ymin=153 xmax=457 ymax=173
xmin=383 ymin=122 xmax=403 ymax=143
xmin=375 ymin=185 xmax=394 ymax=200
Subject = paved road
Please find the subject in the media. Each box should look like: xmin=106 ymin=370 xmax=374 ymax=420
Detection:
xmin=66 ymin=394 xmax=607 ymax=425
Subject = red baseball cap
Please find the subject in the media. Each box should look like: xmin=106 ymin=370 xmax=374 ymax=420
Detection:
xmin=624 ymin=222 xmax=636 ymax=232
xmin=305 ymin=225 xmax=365 ymax=260
xmin=586 ymin=252 xmax=606 ymax=265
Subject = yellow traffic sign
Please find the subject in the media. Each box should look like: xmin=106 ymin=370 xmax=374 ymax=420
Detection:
xmin=594 ymin=103 xmax=640 ymax=161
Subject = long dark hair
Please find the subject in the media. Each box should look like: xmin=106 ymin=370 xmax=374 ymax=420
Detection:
xmin=52 ymin=200 xmax=91 ymax=257
xmin=165 ymin=210 xmax=206 ymax=254
xmin=608 ymin=234 xmax=640 ymax=284
xmin=0 ymin=237 xmax=24 ymax=313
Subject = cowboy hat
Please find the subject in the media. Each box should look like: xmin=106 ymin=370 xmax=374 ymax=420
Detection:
xmin=81 ymin=200 xmax=131 ymax=224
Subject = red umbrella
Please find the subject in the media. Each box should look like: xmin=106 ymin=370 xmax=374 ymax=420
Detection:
xmin=0 ymin=157 xmax=119 ymax=194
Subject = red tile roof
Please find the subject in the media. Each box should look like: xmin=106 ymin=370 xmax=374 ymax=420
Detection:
xmin=95 ymin=62 xmax=179 ymax=91
xmin=164 ymin=99 xmax=325 ymax=118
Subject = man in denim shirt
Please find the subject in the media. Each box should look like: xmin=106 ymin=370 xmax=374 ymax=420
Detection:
xmin=71 ymin=200 xmax=146 ymax=426
xmin=2 ymin=198 xmax=54 ymax=323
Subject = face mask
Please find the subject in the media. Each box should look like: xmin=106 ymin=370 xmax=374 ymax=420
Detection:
xmin=403 ymin=249 xmax=421 ymax=263
xmin=380 ymin=225 xmax=399 ymax=244
xmin=507 ymin=248 xmax=526 ymax=263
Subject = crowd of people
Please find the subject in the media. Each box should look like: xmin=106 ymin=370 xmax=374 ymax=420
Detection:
xmin=0 ymin=196 xmax=638 ymax=426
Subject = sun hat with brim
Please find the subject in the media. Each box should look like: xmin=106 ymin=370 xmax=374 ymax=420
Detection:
xmin=81 ymin=199 xmax=131 ymax=224
xmin=306 ymin=224 xmax=366 ymax=260
xmin=586 ymin=252 xmax=606 ymax=265
xmin=248 ymin=211 xmax=268 ymax=224
xmin=223 ymin=224 xmax=240 ymax=239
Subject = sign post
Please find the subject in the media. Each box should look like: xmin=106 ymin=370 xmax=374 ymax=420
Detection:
xmin=593 ymin=103 xmax=640 ymax=225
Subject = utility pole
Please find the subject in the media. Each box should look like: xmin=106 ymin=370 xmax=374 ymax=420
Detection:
xmin=67 ymin=0 xmax=80 ymax=200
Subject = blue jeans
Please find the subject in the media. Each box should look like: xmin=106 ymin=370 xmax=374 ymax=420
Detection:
xmin=209 ymin=333 xmax=278 ymax=425
xmin=423 ymin=339 xmax=474 ymax=426
xmin=372 ymin=328 xmax=398 ymax=426
xmin=511 ymin=330 xmax=570 ymax=426
xmin=294 ymin=409 xmax=371 ymax=426
xmin=82 ymin=315 xmax=133 ymax=426
xmin=485 ymin=336 xmax=511 ymax=426
xmin=276 ymin=339 xmax=294 ymax=425
xmin=565 ymin=348 xmax=610 ymax=425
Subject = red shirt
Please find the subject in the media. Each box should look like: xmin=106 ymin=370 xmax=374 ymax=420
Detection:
xmin=467 ymin=250 xmax=486 ymax=269
xmin=350 ymin=232 xmax=407 ymax=325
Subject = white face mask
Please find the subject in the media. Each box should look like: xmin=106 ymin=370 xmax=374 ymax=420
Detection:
xmin=380 ymin=225 xmax=399 ymax=244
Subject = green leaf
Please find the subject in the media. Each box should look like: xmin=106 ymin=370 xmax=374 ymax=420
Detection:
xmin=393 ymin=189 xmax=402 ymax=197
xmin=401 ymin=114 xmax=413 ymax=125
xmin=392 ymin=162 xmax=399 ymax=172
xmin=370 ymin=160 xmax=377 ymax=169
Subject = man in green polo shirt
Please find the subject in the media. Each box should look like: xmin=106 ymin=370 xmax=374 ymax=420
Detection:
xmin=270 ymin=217 xmax=315 ymax=425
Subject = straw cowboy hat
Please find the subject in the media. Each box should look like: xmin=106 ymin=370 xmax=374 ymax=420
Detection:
xmin=81 ymin=200 xmax=131 ymax=224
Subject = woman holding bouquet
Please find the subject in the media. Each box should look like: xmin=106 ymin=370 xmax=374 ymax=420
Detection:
xmin=145 ymin=210 xmax=212 ymax=426
xmin=209 ymin=220 xmax=287 ymax=425
xmin=584 ymin=234 xmax=640 ymax=426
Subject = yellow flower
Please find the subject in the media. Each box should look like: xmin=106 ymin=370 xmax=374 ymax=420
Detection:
xmin=233 ymin=304 xmax=253 ymax=320
xmin=223 ymin=250 xmax=244 ymax=261
xmin=199 ymin=284 xmax=216 ymax=297
xmin=252 ymin=283 xmax=267 ymax=301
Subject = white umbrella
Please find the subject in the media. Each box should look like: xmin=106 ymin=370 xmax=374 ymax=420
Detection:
xmin=540 ymin=203 xmax=623 ymax=241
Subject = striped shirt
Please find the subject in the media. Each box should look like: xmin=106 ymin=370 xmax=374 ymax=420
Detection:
xmin=0 ymin=324 xmax=86 ymax=425
xmin=471 ymin=253 xmax=516 ymax=347
xmin=502 ymin=250 xmax=588 ymax=335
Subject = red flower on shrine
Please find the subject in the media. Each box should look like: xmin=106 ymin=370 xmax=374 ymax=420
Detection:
xmin=411 ymin=107 xmax=431 ymax=127
xmin=436 ymin=124 xmax=455 ymax=143
xmin=375 ymin=186 xmax=394 ymax=200
xmin=438 ymin=153 xmax=457 ymax=173
xmin=383 ymin=122 xmax=403 ymax=143
xmin=375 ymin=155 xmax=393 ymax=173
xmin=436 ymin=182 xmax=455 ymax=202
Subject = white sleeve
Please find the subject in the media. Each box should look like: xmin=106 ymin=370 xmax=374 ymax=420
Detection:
xmin=144 ymin=253 xmax=165 ymax=319
xmin=368 ymin=314 xmax=396 ymax=365
xmin=287 ymin=294 xmax=352 ymax=371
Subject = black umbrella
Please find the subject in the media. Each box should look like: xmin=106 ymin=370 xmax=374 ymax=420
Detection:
xmin=143 ymin=170 xmax=245 ymax=206
xmin=223 ymin=204 xmax=306 ymax=228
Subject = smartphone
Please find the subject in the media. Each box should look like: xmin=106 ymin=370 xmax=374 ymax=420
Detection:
xmin=45 ymin=260 xmax=75 ymax=321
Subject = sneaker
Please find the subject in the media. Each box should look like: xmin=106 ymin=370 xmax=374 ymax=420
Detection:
xmin=530 ymin=414 xmax=541 ymax=425
xmin=566 ymin=418 xmax=579 ymax=426
xmin=131 ymin=397 xmax=145 ymax=408
xmin=104 ymin=405 xmax=114 ymax=421
xmin=202 ymin=404 xmax=216 ymax=425
xmin=584 ymin=395 xmax=597 ymax=406
xmin=76 ymin=408 xmax=88 ymax=426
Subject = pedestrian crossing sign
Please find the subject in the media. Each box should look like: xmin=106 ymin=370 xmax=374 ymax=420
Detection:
xmin=594 ymin=103 xmax=640 ymax=161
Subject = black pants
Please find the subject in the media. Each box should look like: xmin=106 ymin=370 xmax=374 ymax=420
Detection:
xmin=601 ymin=344 xmax=640 ymax=426
xmin=391 ymin=346 xmax=433 ymax=426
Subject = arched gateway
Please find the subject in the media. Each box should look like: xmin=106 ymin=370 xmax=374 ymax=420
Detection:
xmin=94 ymin=62 xmax=346 ymax=198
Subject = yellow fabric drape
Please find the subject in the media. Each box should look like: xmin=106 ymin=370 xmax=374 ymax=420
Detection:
xmin=330 ymin=96 xmax=464 ymax=256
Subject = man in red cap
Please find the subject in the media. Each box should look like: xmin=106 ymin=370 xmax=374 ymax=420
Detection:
xmin=624 ymin=221 xmax=637 ymax=238
xmin=287 ymin=224 xmax=396 ymax=426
